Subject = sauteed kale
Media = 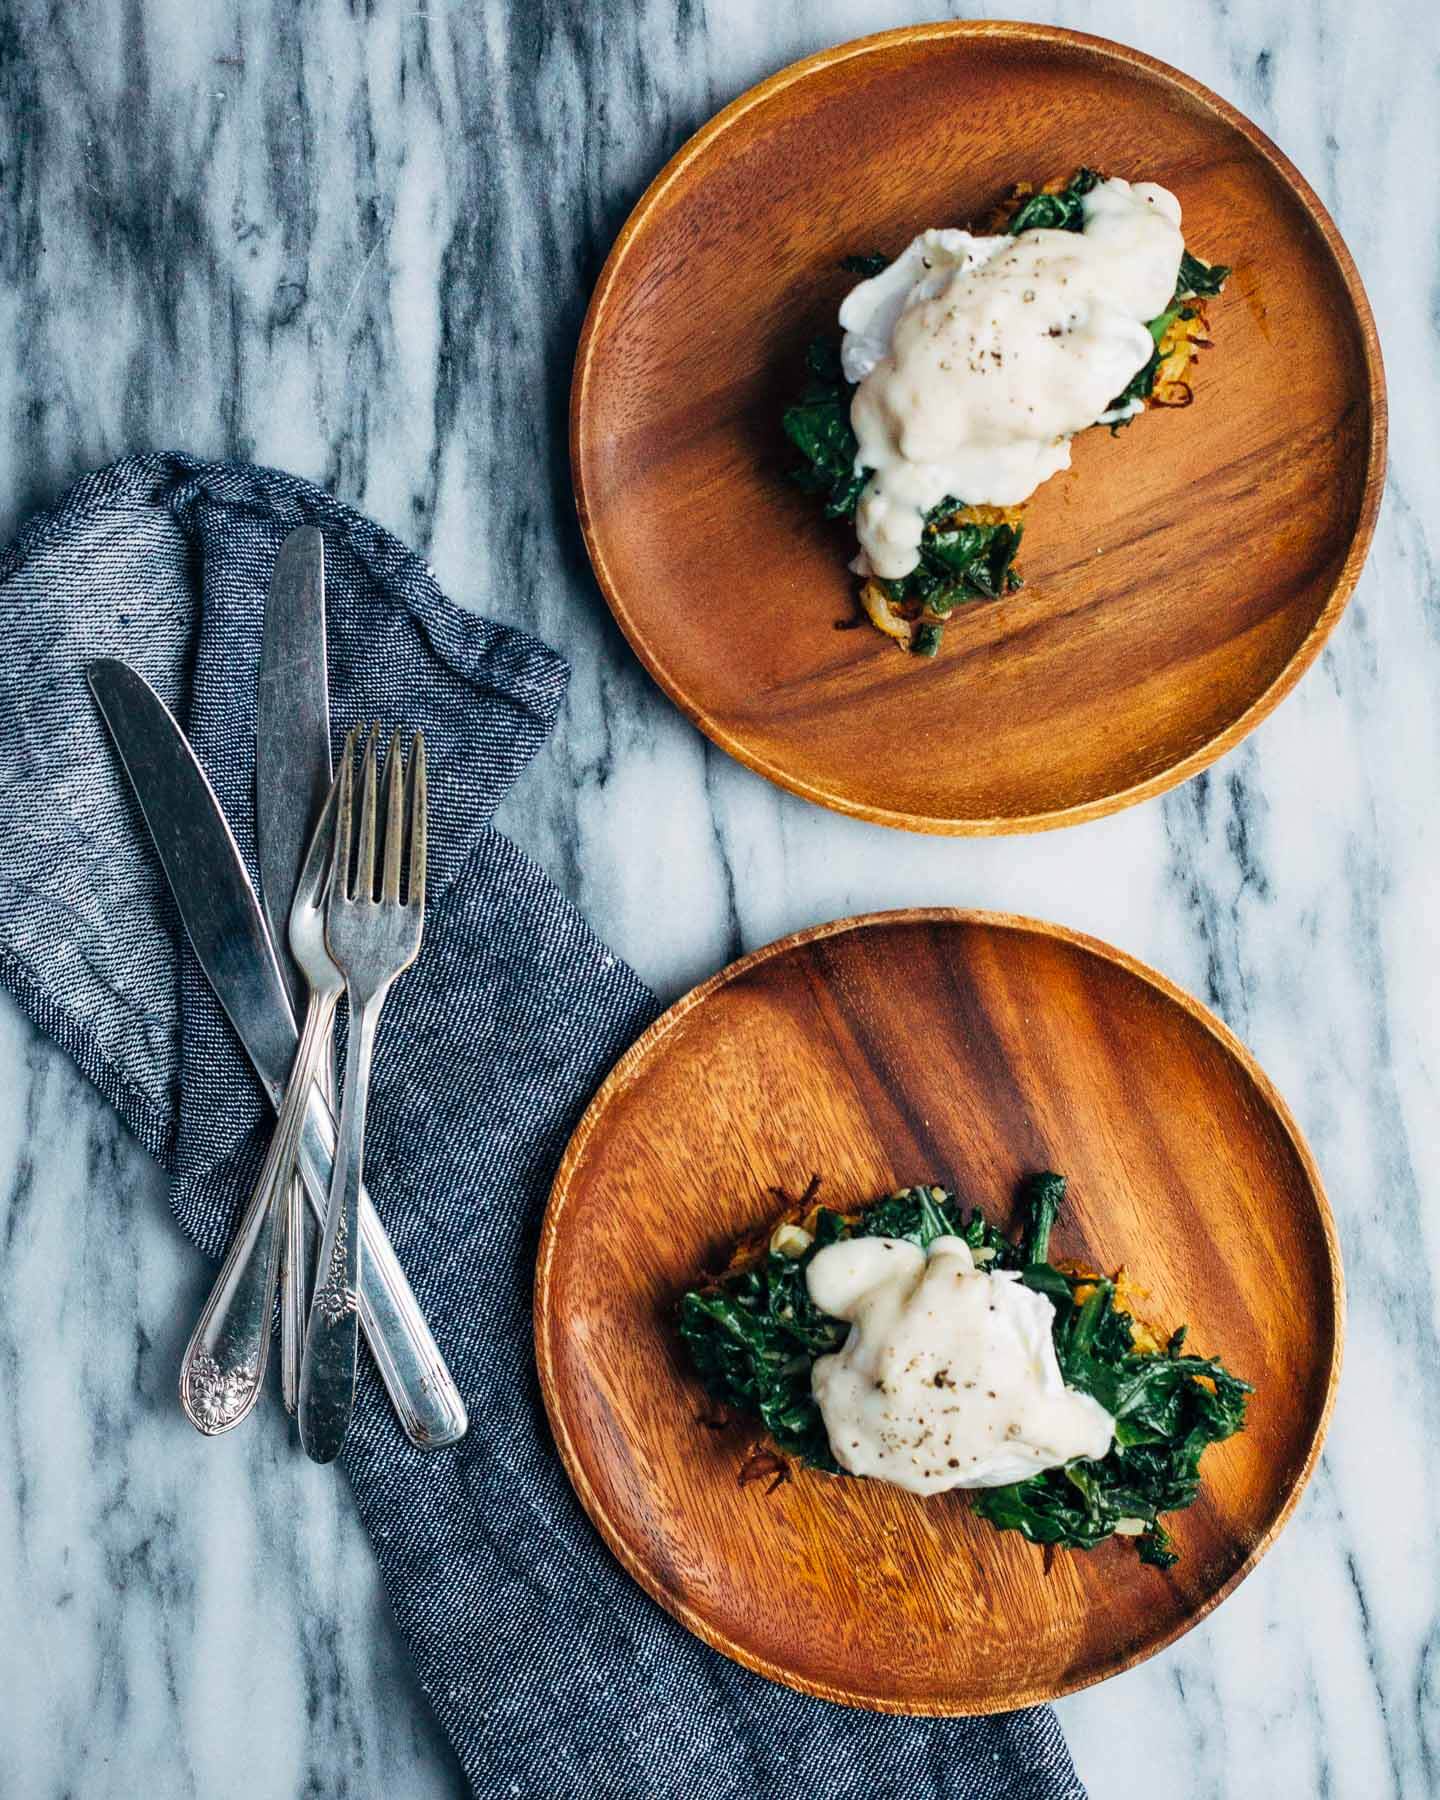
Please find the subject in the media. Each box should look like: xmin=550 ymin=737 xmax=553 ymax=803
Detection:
xmin=679 ymin=1173 xmax=1251 ymax=1567
xmin=781 ymin=341 xmax=1026 ymax=646
xmin=781 ymin=169 xmax=1231 ymax=657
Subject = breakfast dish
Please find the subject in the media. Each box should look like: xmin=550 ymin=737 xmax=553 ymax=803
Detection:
xmin=573 ymin=25 xmax=1382 ymax=833
xmin=538 ymin=908 xmax=1339 ymax=1710
xmin=681 ymin=1171 xmax=1250 ymax=1567
xmin=783 ymin=170 xmax=1230 ymax=656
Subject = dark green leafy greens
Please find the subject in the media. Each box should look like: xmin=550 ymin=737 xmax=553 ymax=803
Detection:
xmin=1177 ymin=249 xmax=1230 ymax=298
xmin=840 ymin=251 xmax=890 ymax=278
xmin=1004 ymin=165 xmax=1103 ymax=234
xmin=879 ymin=505 xmax=1025 ymax=655
xmin=780 ymin=338 xmax=869 ymax=521
xmin=778 ymin=338 xmax=1024 ymax=656
xmin=1102 ymin=248 xmax=1232 ymax=426
xmin=678 ymin=1173 xmax=1251 ymax=1566
xmin=780 ymin=170 xmax=1231 ymax=649
xmin=999 ymin=170 xmax=1233 ymax=427
xmin=679 ymin=1203 xmax=850 ymax=1469
xmin=973 ymin=1178 xmax=1252 ymax=1567
xmin=1002 ymin=172 xmax=1232 ymax=303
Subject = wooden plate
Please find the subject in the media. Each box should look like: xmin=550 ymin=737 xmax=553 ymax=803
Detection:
xmin=536 ymin=911 xmax=1342 ymax=1713
xmin=572 ymin=23 xmax=1385 ymax=834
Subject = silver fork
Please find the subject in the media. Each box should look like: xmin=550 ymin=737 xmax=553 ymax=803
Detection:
xmin=178 ymin=770 xmax=344 ymax=1435
xmin=299 ymin=724 xmax=426 ymax=1464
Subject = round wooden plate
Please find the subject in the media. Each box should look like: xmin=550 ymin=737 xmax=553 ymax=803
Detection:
xmin=536 ymin=911 xmax=1342 ymax=1713
xmin=572 ymin=23 xmax=1385 ymax=834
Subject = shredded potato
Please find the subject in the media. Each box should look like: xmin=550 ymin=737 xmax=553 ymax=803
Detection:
xmin=859 ymin=580 xmax=913 ymax=646
xmin=1067 ymin=1265 xmax=1165 ymax=1354
xmin=1151 ymin=304 xmax=1213 ymax=408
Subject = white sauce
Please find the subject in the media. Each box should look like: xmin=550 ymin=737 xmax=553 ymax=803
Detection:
xmin=806 ymin=1234 xmax=1114 ymax=1495
xmin=840 ymin=178 xmax=1186 ymax=580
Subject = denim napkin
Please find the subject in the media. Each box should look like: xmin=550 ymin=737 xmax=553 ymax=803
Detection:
xmin=0 ymin=454 xmax=1085 ymax=1800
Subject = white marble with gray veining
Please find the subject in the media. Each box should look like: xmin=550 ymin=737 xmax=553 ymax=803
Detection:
xmin=0 ymin=1 xmax=1435 ymax=1795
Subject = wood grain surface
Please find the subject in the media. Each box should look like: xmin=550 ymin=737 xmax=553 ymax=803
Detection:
xmin=571 ymin=22 xmax=1386 ymax=835
xmin=535 ymin=911 xmax=1343 ymax=1714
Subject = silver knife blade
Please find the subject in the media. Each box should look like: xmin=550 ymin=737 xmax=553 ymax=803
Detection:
xmin=88 ymin=657 xmax=298 ymax=1098
xmin=256 ymin=526 xmax=331 ymax=1014
xmin=87 ymin=657 xmax=468 ymax=1450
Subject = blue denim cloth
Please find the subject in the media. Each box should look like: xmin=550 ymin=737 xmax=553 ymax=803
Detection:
xmin=0 ymin=455 xmax=1086 ymax=1800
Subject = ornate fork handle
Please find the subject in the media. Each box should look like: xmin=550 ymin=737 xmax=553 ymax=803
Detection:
xmin=279 ymin=1049 xmax=334 ymax=1414
xmin=290 ymin=1083 xmax=465 ymax=1447
xmin=278 ymin=1166 xmax=308 ymax=1415
xmin=179 ymin=989 xmax=339 ymax=1434
xmin=299 ymin=998 xmax=380 ymax=1461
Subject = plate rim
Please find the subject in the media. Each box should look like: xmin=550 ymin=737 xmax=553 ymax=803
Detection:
xmin=535 ymin=907 xmax=1346 ymax=1714
xmin=570 ymin=19 xmax=1388 ymax=837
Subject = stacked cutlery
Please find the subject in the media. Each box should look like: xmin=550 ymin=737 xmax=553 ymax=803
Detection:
xmin=87 ymin=527 xmax=467 ymax=1460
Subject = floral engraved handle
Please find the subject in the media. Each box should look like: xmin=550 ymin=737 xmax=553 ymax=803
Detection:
xmin=183 ymin=1352 xmax=261 ymax=1432
xmin=178 ymin=989 xmax=338 ymax=1436
xmin=299 ymin=999 xmax=379 ymax=1462
xmin=314 ymin=1208 xmax=359 ymax=1326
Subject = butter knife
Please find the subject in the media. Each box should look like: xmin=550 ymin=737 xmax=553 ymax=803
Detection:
xmin=257 ymin=526 xmax=333 ymax=1414
xmin=88 ymin=657 xmax=468 ymax=1450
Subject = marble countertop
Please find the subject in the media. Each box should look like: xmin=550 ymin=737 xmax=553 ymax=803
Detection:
xmin=0 ymin=2 xmax=1433 ymax=1795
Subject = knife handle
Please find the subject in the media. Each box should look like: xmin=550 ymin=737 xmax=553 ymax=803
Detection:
xmin=177 ymin=1134 xmax=290 ymax=1436
xmin=293 ymin=1082 xmax=468 ymax=1450
xmin=280 ymin=1027 xmax=333 ymax=1413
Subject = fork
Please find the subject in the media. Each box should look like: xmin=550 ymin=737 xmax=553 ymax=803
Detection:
xmin=177 ymin=768 xmax=344 ymax=1435
xmin=299 ymin=724 xmax=427 ymax=1464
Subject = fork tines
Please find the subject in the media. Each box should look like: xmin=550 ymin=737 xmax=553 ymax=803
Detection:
xmin=333 ymin=723 xmax=426 ymax=910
